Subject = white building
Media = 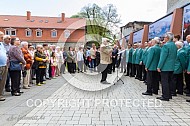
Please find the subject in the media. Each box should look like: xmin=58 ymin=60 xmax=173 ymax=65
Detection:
xmin=167 ymin=0 xmax=189 ymax=14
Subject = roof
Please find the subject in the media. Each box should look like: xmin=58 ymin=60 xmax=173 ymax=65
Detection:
xmin=0 ymin=15 xmax=86 ymax=29
xmin=121 ymin=21 xmax=152 ymax=28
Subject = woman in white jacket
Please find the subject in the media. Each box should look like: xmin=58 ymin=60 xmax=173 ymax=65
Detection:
xmin=55 ymin=46 xmax=64 ymax=76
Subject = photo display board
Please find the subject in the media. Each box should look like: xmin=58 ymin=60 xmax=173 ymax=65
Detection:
xmin=148 ymin=14 xmax=173 ymax=39
xmin=183 ymin=4 xmax=190 ymax=40
xmin=133 ymin=29 xmax=143 ymax=43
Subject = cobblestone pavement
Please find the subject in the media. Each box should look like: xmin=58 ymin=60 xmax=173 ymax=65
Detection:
xmin=6 ymin=72 xmax=190 ymax=126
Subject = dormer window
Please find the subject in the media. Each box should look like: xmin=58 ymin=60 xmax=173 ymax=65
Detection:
xmin=51 ymin=29 xmax=57 ymax=37
xmin=36 ymin=29 xmax=42 ymax=37
xmin=25 ymin=28 xmax=32 ymax=37
xmin=64 ymin=30 xmax=70 ymax=38
xmin=4 ymin=28 xmax=16 ymax=36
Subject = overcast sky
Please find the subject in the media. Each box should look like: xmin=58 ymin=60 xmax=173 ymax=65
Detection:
xmin=0 ymin=0 xmax=167 ymax=26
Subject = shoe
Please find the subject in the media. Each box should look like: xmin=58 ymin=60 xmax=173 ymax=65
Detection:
xmin=142 ymin=92 xmax=152 ymax=96
xmin=46 ymin=78 xmax=51 ymax=80
xmin=171 ymin=94 xmax=177 ymax=96
xmin=176 ymin=92 xmax=183 ymax=95
xmin=23 ymin=86 xmax=30 ymax=89
xmin=41 ymin=82 xmax=46 ymax=84
xmin=153 ymin=92 xmax=158 ymax=95
xmin=186 ymin=100 xmax=190 ymax=102
xmin=5 ymin=89 xmax=11 ymax=92
xmin=18 ymin=91 xmax=24 ymax=93
xmin=11 ymin=92 xmax=21 ymax=96
xmin=36 ymin=83 xmax=42 ymax=86
xmin=101 ymin=81 xmax=111 ymax=84
xmin=0 ymin=97 xmax=6 ymax=101
xmin=124 ymin=74 xmax=129 ymax=76
xmin=135 ymin=77 xmax=139 ymax=79
xmin=28 ymin=85 xmax=32 ymax=87
xmin=156 ymin=97 xmax=169 ymax=101
xmin=186 ymin=94 xmax=190 ymax=97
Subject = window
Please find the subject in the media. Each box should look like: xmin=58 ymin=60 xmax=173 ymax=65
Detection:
xmin=51 ymin=29 xmax=57 ymax=37
xmin=4 ymin=28 xmax=16 ymax=36
xmin=64 ymin=30 xmax=70 ymax=38
xmin=25 ymin=28 xmax=32 ymax=37
xmin=36 ymin=29 xmax=42 ymax=37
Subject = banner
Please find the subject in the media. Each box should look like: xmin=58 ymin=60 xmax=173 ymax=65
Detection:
xmin=125 ymin=35 xmax=130 ymax=42
xmin=148 ymin=14 xmax=173 ymax=39
xmin=183 ymin=4 xmax=190 ymax=41
xmin=133 ymin=29 xmax=143 ymax=43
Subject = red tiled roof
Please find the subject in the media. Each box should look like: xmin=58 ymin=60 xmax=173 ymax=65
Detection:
xmin=0 ymin=15 xmax=86 ymax=29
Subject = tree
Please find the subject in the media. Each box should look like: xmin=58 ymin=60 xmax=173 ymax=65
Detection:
xmin=71 ymin=3 xmax=121 ymax=43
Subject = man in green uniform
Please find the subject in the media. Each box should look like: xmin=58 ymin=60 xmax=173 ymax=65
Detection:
xmin=157 ymin=32 xmax=177 ymax=101
xmin=142 ymin=38 xmax=161 ymax=95
xmin=131 ymin=43 xmax=138 ymax=77
xmin=135 ymin=43 xmax=143 ymax=80
xmin=185 ymin=35 xmax=190 ymax=102
xmin=171 ymin=41 xmax=186 ymax=96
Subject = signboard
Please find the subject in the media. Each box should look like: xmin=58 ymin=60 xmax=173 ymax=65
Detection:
xmin=148 ymin=14 xmax=173 ymax=39
xmin=125 ymin=35 xmax=130 ymax=42
xmin=183 ymin=4 xmax=190 ymax=41
xmin=133 ymin=29 xmax=143 ymax=43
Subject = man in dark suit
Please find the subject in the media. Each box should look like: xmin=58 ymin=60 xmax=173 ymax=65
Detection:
xmin=157 ymin=32 xmax=177 ymax=101
xmin=142 ymin=38 xmax=161 ymax=96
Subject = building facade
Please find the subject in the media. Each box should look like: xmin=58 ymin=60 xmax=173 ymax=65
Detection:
xmin=0 ymin=11 xmax=86 ymax=48
xmin=167 ymin=0 xmax=189 ymax=14
xmin=120 ymin=21 xmax=151 ymax=38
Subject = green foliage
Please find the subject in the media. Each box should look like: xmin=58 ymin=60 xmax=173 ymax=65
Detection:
xmin=71 ymin=3 xmax=121 ymax=42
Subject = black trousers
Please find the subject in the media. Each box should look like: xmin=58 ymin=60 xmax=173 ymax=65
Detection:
xmin=135 ymin=64 xmax=139 ymax=78
xmin=185 ymin=73 xmax=190 ymax=92
xmin=112 ymin=58 xmax=117 ymax=72
xmin=100 ymin=64 xmax=109 ymax=82
xmin=67 ymin=62 xmax=75 ymax=73
xmin=147 ymin=71 xmax=159 ymax=93
xmin=127 ymin=62 xmax=132 ymax=76
xmin=49 ymin=64 xmax=52 ymax=78
xmin=36 ymin=68 xmax=46 ymax=84
xmin=160 ymin=71 xmax=173 ymax=99
xmin=131 ymin=64 xmax=136 ymax=76
xmin=171 ymin=73 xmax=184 ymax=94
xmin=5 ymin=69 xmax=11 ymax=90
xmin=142 ymin=64 xmax=146 ymax=81
xmin=138 ymin=65 xmax=142 ymax=79
xmin=10 ymin=70 xmax=21 ymax=93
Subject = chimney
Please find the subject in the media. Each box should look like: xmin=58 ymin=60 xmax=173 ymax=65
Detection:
xmin=27 ymin=11 xmax=31 ymax=20
xmin=61 ymin=13 xmax=65 ymax=22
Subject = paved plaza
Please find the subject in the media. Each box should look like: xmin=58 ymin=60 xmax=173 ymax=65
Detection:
xmin=1 ymin=72 xmax=190 ymax=126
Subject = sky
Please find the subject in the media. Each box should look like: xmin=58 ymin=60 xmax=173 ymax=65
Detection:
xmin=0 ymin=0 xmax=167 ymax=27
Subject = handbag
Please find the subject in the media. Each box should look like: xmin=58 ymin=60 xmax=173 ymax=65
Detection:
xmin=10 ymin=61 xmax=22 ymax=71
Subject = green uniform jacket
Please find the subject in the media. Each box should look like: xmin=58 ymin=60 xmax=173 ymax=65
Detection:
xmin=187 ymin=55 xmax=190 ymax=72
xmin=157 ymin=41 xmax=177 ymax=71
xmin=132 ymin=48 xmax=137 ymax=64
xmin=135 ymin=48 xmax=143 ymax=64
xmin=128 ymin=48 xmax=133 ymax=63
xmin=184 ymin=45 xmax=190 ymax=70
xmin=145 ymin=45 xmax=161 ymax=71
xmin=142 ymin=47 xmax=149 ymax=65
xmin=174 ymin=48 xmax=187 ymax=74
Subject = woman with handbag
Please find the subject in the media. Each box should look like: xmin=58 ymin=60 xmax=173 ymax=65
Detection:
xmin=9 ymin=38 xmax=26 ymax=96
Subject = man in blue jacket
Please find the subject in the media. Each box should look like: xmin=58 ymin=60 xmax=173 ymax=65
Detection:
xmin=142 ymin=38 xmax=161 ymax=96
xmin=157 ymin=32 xmax=177 ymax=101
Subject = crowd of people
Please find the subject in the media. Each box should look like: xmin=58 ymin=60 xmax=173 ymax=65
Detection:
xmin=0 ymin=30 xmax=190 ymax=102
xmin=123 ymin=32 xmax=190 ymax=102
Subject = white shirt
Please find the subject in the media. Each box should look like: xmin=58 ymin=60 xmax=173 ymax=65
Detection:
xmin=77 ymin=51 xmax=84 ymax=61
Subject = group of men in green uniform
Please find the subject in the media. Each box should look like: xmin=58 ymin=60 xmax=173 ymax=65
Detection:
xmin=125 ymin=32 xmax=190 ymax=102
